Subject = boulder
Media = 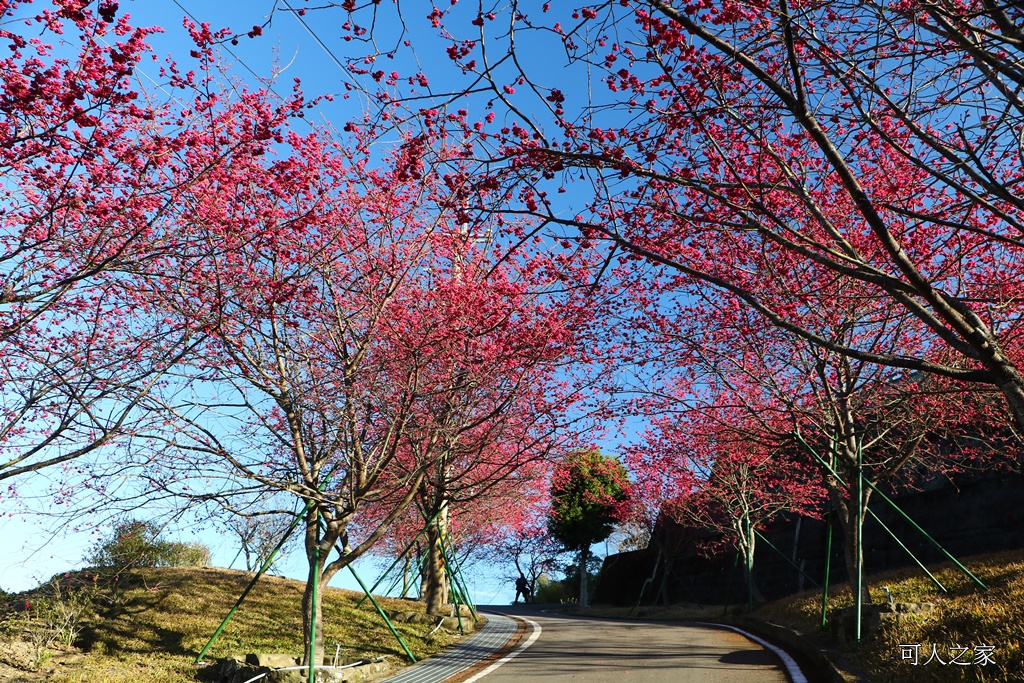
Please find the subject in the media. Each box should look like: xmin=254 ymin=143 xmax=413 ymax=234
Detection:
xmin=831 ymin=602 xmax=936 ymax=644
xmin=208 ymin=655 xmax=393 ymax=683
xmin=247 ymin=653 xmax=301 ymax=668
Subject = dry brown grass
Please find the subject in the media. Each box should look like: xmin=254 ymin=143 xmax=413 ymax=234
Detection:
xmin=0 ymin=566 xmax=463 ymax=682
xmin=754 ymin=548 xmax=1024 ymax=681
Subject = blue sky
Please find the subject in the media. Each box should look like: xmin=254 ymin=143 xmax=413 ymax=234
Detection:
xmin=0 ymin=0 xmax=446 ymax=597
xmin=0 ymin=0 xmax=639 ymax=604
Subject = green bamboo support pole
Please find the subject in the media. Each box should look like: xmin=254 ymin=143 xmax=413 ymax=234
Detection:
xmin=866 ymin=508 xmax=946 ymax=592
xmin=355 ymin=548 xmax=415 ymax=608
xmin=356 ymin=511 xmax=443 ymax=609
xmin=439 ymin=534 xmax=477 ymax=617
xmin=197 ymin=506 xmax=315 ymax=661
xmin=380 ymin=559 xmax=411 ymax=603
xmin=307 ymin=543 xmax=320 ymax=683
xmin=820 ymin=509 xmax=833 ymax=632
xmin=196 ymin=466 xmax=343 ymax=664
xmin=348 ymin=565 xmax=417 ymax=663
xmin=448 ymin=563 xmax=475 ymax=616
xmin=668 ymin=561 xmax=703 ymax=608
xmin=449 ymin=577 xmax=464 ymax=635
xmin=434 ymin=531 xmax=465 ymax=632
xmin=855 ymin=443 xmax=863 ymax=649
xmin=401 ymin=551 xmax=429 ymax=599
xmin=753 ymin=530 xmax=822 ymax=589
xmin=653 ymin=557 xmax=671 ymax=607
xmin=227 ymin=545 xmax=245 ymax=571
xmin=196 ymin=523 xmax=300 ymax=662
xmin=860 ymin=478 xmax=988 ymax=591
xmin=794 ymin=432 xmax=986 ymax=591
xmin=722 ymin=552 xmax=739 ymax=617
xmin=434 ymin=518 xmax=476 ymax=615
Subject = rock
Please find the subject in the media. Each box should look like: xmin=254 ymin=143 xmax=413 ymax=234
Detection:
xmin=208 ymin=654 xmax=395 ymax=683
xmin=247 ymin=653 xmax=301 ymax=668
xmin=892 ymin=601 xmax=935 ymax=614
xmin=444 ymin=604 xmax=475 ymax=618
xmin=830 ymin=602 xmax=936 ymax=644
xmin=267 ymin=669 xmax=304 ymax=683
xmin=406 ymin=613 xmax=439 ymax=625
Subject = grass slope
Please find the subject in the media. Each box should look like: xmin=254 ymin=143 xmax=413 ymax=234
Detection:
xmin=1 ymin=566 xmax=462 ymax=683
xmin=756 ymin=547 xmax=1023 ymax=682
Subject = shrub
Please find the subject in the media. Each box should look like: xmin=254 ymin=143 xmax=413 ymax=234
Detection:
xmin=162 ymin=541 xmax=211 ymax=567
xmin=532 ymin=575 xmax=576 ymax=604
xmin=85 ymin=520 xmax=211 ymax=570
xmin=32 ymin=576 xmax=98 ymax=648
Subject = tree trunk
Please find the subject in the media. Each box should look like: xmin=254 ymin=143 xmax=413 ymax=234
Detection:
xmin=418 ymin=550 xmax=429 ymax=600
xmin=739 ymin=521 xmax=756 ymax=613
xmin=832 ymin=489 xmax=872 ymax=605
xmin=301 ymin=545 xmax=325 ymax=667
xmin=578 ymin=546 xmax=590 ymax=608
xmin=992 ymin=360 xmax=1024 ymax=433
xmin=402 ymin=555 xmax=412 ymax=598
xmin=424 ymin=504 xmax=450 ymax=614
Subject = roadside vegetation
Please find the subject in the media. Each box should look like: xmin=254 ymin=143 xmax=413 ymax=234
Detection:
xmin=758 ymin=548 xmax=1024 ymax=682
xmin=0 ymin=566 xmax=461 ymax=683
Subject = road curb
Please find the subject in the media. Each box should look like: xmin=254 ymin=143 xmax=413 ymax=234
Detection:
xmin=441 ymin=614 xmax=529 ymax=683
xmin=376 ymin=612 xmax=520 ymax=683
xmin=719 ymin=616 xmax=871 ymax=683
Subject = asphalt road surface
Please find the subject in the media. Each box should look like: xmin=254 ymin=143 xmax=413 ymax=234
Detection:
xmin=470 ymin=604 xmax=799 ymax=683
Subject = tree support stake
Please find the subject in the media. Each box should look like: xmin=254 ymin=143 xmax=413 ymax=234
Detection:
xmin=195 ymin=465 xmax=342 ymax=664
xmin=753 ymin=530 xmax=821 ymax=589
xmin=349 ymin=565 xmax=417 ymax=663
xmin=793 ymin=432 xmax=988 ymax=591
xmin=820 ymin=509 xmax=833 ymax=632
xmin=307 ymin=541 xmax=320 ymax=683
xmin=356 ymin=510 xmax=443 ymax=609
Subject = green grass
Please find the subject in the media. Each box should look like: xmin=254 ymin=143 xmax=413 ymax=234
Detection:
xmin=0 ymin=566 xmax=464 ymax=683
xmin=753 ymin=548 xmax=1024 ymax=682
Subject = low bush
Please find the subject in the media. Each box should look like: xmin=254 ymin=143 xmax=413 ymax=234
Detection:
xmin=85 ymin=520 xmax=211 ymax=570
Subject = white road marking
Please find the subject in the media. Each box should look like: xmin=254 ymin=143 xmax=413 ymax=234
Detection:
xmin=459 ymin=616 xmax=542 ymax=682
xmin=695 ymin=622 xmax=809 ymax=683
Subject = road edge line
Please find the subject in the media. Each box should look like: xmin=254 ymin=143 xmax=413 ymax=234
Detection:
xmin=459 ymin=615 xmax=542 ymax=682
xmin=695 ymin=621 xmax=809 ymax=683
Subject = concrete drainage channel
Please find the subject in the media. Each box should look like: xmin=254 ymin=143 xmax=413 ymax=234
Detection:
xmin=378 ymin=612 xmax=520 ymax=683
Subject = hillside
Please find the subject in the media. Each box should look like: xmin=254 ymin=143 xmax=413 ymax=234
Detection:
xmin=0 ymin=566 xmax=463 ymax=683
xmin=756 ymin=547 xmax=1024 ymax=682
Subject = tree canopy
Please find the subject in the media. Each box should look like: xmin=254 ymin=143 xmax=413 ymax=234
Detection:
xmin=548 ymin=449 xmax=631 ymax=553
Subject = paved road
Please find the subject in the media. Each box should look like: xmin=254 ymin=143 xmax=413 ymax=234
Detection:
xmin=468 ymin=604 xmax=797 ymax=683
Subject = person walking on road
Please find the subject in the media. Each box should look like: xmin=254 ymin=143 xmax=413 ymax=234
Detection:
xmin=514 ymin=574 xmax=531 ymax=604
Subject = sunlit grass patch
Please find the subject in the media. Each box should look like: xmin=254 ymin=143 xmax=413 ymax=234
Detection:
xmin=755 ymin=548 xmax=1024 ymax=682
xmin=1 ymin=566 xmax=463 ymax=682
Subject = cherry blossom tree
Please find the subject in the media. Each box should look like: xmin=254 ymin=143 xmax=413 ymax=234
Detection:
xmin=350 ymin=240 xmax=596 ymax=613
xmin=129 ymin=99 xmax=600 ymax=657
xmin=0 ymin=1 xmax=299 ymax=487
xmin=623 ymin=271 xmax=1008 ymax=602
xmin=143 ymin=142 xmax=448 ymax=663
xmin=401 ymin=304 xmax=591 ymax=613
xmin=627 ymin=388 xmax=825 ymax=608
xmin=314 ymin=0 xmax=1024 ymax=432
